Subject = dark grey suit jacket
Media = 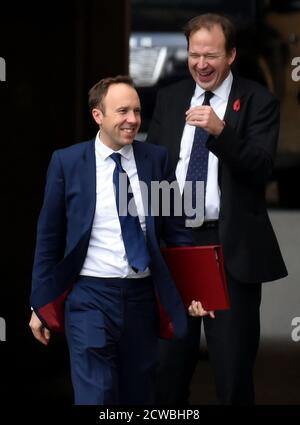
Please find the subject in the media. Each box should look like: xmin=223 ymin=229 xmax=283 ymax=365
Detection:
xmin=146 ymin=75 xmax=287 ymax=283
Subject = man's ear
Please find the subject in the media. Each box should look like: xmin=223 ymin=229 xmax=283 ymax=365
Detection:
xmin=92 ymin=108 xmax=103 ymax=126
xmin=228 ymin=47 xmax=236 ymax=66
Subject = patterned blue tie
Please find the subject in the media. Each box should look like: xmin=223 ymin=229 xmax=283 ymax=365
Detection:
xmin=110 ymin=152 xmax=150 ymax=272
xmin=185 ymin=91 xmax=214 ymax=209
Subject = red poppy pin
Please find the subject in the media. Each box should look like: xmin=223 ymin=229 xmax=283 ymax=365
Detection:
xmin=233 ymin=99 xmax=241 ymax=112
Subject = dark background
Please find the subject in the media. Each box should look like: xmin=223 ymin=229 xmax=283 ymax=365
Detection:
xmin=0 ymin=0 xmax=130 ymax=405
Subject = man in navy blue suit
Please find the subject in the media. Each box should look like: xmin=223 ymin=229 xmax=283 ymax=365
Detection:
xmin=29 ymin=75 xmax=206 ymax=405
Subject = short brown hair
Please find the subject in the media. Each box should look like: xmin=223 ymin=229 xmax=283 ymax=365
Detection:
xmin=88 ymin=75 xmax=134 ymax=113
xmin=183 ymin=13 xmax=236 ymax=54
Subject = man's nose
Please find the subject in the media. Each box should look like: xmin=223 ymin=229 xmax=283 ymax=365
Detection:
xmin=126 ymin=111 xmax=138 ymax=123
xmin=196 ymin=56 xmax=208 ymax=68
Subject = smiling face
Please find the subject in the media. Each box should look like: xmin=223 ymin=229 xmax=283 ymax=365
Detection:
xmin=92 ymin=83 xmax=141 ymax=150
xmin=188 ymin=24 xmax=236 ymax=91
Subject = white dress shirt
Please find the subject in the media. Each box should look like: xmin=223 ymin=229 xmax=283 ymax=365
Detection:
xmin=176 ymin=72 xmax=233 ymax=221
xmin=80 ymin=133 xmax=150 ymax=278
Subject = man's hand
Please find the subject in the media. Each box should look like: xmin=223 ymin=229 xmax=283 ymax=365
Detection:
xmin=29 ymin=311 xmax=51 ymax=345
xmin=188 ymin=300 xmax=215 ymax=318
xmin=186 ymin=105 xmax=225 ymax=136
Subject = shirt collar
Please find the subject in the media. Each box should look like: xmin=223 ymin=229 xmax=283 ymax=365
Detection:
xmin=194 ymin=71 xmax=233 ymax=102
xmin=95 ymin=131 xmax=133 ymax=161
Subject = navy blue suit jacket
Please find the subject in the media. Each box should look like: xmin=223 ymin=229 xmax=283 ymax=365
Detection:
xmin=31 ymin=139 xmax=192 ymax=338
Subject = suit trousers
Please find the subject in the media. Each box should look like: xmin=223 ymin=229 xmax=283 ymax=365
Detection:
xmin=156 ymin=226 xmax=262 ymax=405
xmin=65 ymin=275 xmax=159 ymax=405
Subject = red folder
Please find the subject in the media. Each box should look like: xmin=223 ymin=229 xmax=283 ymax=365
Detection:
xmin=159 ymin=245 xmax=230 ymax=339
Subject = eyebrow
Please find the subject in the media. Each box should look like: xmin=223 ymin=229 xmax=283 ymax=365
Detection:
xmin=189 ymin=50 xmax=221 ymax=55
xmin=116 ymin=106 xmax=141 ymax=111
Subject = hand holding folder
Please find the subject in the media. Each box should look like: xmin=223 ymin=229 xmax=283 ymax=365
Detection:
xmin=188 ymin=300 xmax=215 ymax=318
xmin=159 ymin=245 xmax=230 ymax=338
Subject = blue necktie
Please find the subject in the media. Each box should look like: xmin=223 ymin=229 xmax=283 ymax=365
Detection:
xmin=110 ymin=152 xmax=150 ymax=273
xmin=185 ymin=91 xmax=214 ymax=209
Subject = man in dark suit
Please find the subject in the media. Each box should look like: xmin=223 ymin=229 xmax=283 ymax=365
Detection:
xmin=146 ymin=14 xmax=288 ymax=405
xmin=29 ymin=75 xmax=195 ymax=405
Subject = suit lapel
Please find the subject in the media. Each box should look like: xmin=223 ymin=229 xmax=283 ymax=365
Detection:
xmin=77 ymin=139 xmax=97 ymax=237
xmin=217 ymin=75 xmax=245 ymax=185
xmin=223 ymin=75 xmax=244 ymax=130
xmin=132 ymin=141 xmax=154 ymax=237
